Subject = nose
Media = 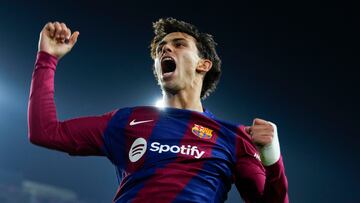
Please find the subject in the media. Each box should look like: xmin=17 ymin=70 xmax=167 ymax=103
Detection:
xmin=161 ymin=43 xmax=173 ymax=55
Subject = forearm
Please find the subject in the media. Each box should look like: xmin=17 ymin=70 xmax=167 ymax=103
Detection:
xmin=258 ymin=123 xmax=288 ymax=202
xmin=261 ymin=156 xmax=289 ymax=202
xmin=28 ymin=51 xmax=60 ymax=147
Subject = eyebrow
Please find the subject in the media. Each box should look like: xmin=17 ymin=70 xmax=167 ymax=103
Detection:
xmin=157 ymin=37 xmax=187 ymax=48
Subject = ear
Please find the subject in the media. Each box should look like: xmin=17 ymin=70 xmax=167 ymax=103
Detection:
xmin=196 ymin=59 xmax=212 ymax=73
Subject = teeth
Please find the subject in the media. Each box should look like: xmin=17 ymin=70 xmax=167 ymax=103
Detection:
xmin=162 ymin=57 xmax=174 ymax=61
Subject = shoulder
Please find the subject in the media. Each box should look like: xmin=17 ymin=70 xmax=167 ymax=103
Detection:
xmin=211 ymin=117 xmax=250 ymax=139
xmin=211 ymin=116 xmax=254 ymax=146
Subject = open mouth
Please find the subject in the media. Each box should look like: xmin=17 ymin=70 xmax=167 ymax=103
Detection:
xmin=161 ymin=56 xmax=176 ymax=77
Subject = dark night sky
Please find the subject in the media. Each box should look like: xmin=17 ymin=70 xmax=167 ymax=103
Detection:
xmin=0 ymin=0 xmax=359 ymax=202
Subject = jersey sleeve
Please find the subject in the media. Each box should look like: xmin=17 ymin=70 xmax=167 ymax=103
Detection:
xmin=234 ymin=125 xmax=289 ymax=203
xmin=27 ymin=51 xmax=118 ymax=156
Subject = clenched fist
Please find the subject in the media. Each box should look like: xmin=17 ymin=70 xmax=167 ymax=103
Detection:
xmin=245 ymin=118 xmax=281 ymax=166
xmin=245 ymin=118 xmax=274 ymax=147
xmin=38 ymin=22 xmax=79 ymax=59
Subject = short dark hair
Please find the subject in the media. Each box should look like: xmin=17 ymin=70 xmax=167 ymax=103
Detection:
xmin=150 ymin=17 xmax=222 ymax=99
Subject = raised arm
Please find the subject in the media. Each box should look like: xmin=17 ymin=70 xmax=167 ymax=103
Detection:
xmin=27 ymin=22 xmax=117 ymax=155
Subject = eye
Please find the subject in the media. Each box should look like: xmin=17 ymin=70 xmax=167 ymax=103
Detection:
xmin=175 ymin=42 xmax=184 ymax=47
xmin=156 ymin=45 xmax=163 ymax=54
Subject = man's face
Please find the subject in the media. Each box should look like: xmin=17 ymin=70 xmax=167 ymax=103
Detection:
xmin=154 ymin=32 xmax=202 ymax=95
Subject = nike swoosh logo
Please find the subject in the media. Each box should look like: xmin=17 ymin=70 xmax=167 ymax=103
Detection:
xmin=130 ymin=119 xmax=154 ymax=126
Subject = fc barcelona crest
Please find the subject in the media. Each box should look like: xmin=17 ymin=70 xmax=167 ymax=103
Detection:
xmin=192 ymin=124 xmax=213 ymax=139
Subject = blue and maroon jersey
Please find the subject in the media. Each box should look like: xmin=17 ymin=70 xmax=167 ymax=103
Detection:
xmin=28 ymin=51 xmax=288 ymax=202
xmin=102 ymin=106 xmax=287 ymax=202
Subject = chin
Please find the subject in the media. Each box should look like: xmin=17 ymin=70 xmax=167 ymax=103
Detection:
xmin=161 ymin=83 xmax=181 ymax=95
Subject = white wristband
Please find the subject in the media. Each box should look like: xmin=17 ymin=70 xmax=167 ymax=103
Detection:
xmin=259 ymin=122 xmax=281 ymax=166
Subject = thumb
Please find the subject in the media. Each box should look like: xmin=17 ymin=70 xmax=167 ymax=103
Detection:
xmin=68 ymin=31 xmax=80 ymax=46
xmin=244 ymin=126 xmax=251 ymax=135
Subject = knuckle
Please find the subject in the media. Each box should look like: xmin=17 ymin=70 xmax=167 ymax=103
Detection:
xmin=55 ymin=22 xmax=61 ymax=29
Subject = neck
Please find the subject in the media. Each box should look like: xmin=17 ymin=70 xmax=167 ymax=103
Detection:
xmin=162 ymin=89 xmax=203 ymax=112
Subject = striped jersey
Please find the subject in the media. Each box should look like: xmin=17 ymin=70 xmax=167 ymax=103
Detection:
xmin=28 ymin=51 xmax=288 ymax=203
